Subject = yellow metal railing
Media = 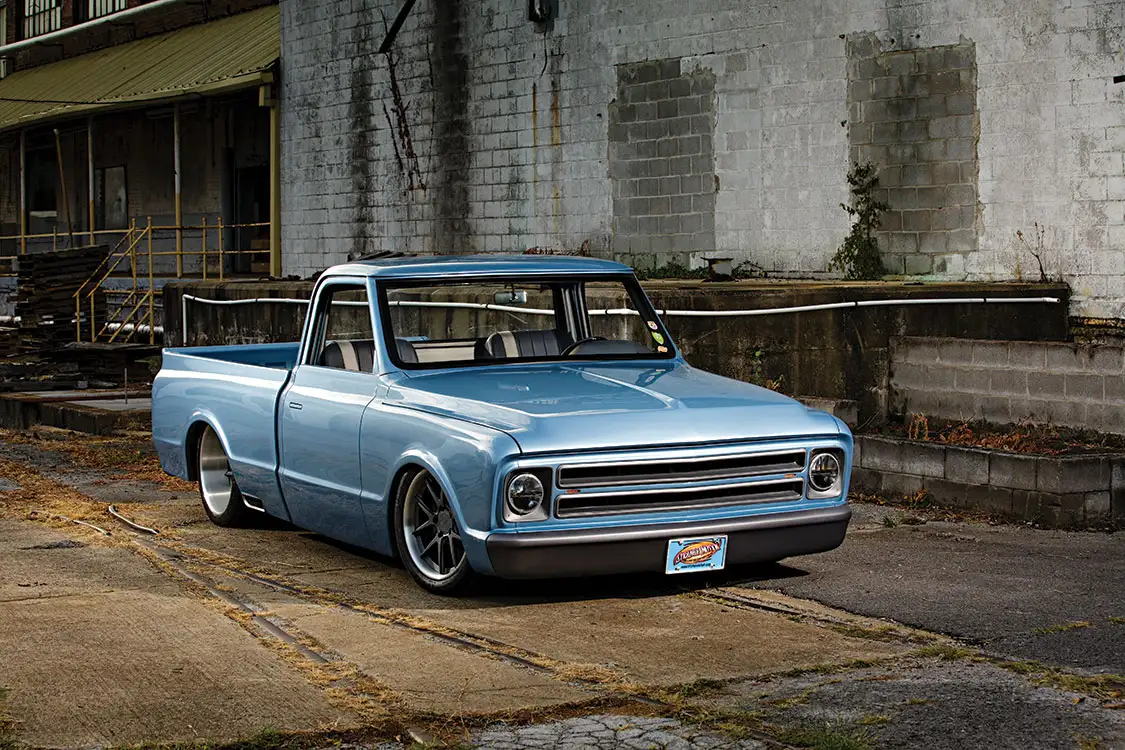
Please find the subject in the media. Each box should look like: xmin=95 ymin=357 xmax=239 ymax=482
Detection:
xmin=30 ymin=216 xmax=275 ymax=344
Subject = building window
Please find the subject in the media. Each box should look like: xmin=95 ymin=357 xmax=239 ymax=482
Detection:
xmin=0 ymin=2 xmax=8 ymax=46
xmin=22 ymin=0 xmax=60 ymax=39
xmin=78 ymin=0 xmax=126 ymax=23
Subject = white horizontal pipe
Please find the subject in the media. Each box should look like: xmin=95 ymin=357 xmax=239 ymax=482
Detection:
xmin=658 ymin=297 xmax=1061 ymax=317
xmin=178 ymin=293 xmax=1061 ymax=345
xmin=0 ymin=0 xmax=189 ymax=55
xmin=107 ymin=322 xmax=163 ymax=335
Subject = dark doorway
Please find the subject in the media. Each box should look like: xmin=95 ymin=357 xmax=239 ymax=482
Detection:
xmin=234 ymin=165 xmax=270 ymax=275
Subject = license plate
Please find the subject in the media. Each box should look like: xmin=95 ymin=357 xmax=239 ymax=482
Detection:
xmin=665 ymin=535 xmax=727 ymax=574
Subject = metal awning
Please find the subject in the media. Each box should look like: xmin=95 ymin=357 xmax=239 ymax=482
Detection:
xmin=0 ymin=4 xmax=279 ymax=132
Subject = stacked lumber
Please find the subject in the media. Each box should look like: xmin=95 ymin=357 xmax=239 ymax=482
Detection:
xmin=15 ymin=246 xmax=109 ymax=352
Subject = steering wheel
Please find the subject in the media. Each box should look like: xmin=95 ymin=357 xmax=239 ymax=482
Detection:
xmin=562 ymin=336 xmax=607 ymax=356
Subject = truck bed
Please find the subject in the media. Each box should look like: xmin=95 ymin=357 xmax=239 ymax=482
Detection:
xmin=165 ymin=342 xmax=301 ymax=370
xmin=151 ymin=342 xmax=300 ymax=518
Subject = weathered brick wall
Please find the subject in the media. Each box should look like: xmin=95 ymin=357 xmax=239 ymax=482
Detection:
xmin=281 ymin=0 xmax=1125 ymax=319
xmin=891 ymin=336 xmax=1125 ymax=434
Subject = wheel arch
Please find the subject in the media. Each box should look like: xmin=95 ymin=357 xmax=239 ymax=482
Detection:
xmin=184 ymin=417 xmax=225 ymax=482
xmin=385 ymin=461 xmax=426 ymax=559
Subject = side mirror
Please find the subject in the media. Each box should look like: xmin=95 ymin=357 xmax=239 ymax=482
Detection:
xmin=494 ymin=290 xmax=528 ymax=305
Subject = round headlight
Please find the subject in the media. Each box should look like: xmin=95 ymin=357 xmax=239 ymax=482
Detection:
xmin=809 ymin=452 xmax=842 ymax=493
xmin=507 ymin=473 xmax=545 ymax=515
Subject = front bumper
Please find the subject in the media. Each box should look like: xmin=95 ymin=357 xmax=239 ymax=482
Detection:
xmin=485 ymin=505 xmax=851 ymax=579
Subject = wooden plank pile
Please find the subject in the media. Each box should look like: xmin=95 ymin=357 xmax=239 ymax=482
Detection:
xmin=14 ymin=246 xmax=109 ymax=353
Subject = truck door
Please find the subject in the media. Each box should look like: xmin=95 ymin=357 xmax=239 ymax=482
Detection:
xmin=277 ymin=279 xmax=377 ymax=548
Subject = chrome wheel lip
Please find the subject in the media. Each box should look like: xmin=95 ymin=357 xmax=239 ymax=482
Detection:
xmin=199 ymin=426 xmax=234 ymax=518
xmin=402 ymin=472 xmax=466 ymax=583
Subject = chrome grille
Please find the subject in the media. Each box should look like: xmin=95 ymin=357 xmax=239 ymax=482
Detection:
xmin=557 ymin=450 xmax=805 ymax=489
xmin=555 ymin=479 xmax=804 ymax=518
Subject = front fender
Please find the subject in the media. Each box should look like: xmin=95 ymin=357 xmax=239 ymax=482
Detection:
xmin=359 ymin=403 xmax=520 ymax=573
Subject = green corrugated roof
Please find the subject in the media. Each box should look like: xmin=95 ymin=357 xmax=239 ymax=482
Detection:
xmin=0 ymin=4 xmax=279 ymax=131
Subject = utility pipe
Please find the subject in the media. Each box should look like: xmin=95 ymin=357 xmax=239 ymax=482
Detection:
xmin=53 ymin=128 xmax=75 ymax=248
xmin=173 ymin=103 xmax=183 ymax=277
xmin=0 ymin=0 xmax=190 ymax=55
xmin=87 ymin=117 xmax=95 ymax=246
xmin=268 ymin=92 xmax=281 ymax=278
xmin=18 ymin=130 xmax=26 ymax=255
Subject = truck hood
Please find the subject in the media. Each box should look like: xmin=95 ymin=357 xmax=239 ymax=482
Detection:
xmin=390 ymin=361 xmax=840 ymax=454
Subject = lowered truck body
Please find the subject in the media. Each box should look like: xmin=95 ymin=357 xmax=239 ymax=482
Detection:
xmin=153 ymin=256 xmax=853 ymax=593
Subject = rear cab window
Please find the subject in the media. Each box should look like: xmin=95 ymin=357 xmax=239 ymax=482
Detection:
xmin=306 ymin=283 xmax=376 ymax=373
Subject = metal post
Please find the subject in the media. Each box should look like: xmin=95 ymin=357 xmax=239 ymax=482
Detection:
xmin=53 ymin=128 xmax=75 ymax=248
xmin=18 ymin=130 xmax=26 ymax=255
xmin=269 ymin=99 xmax=281 ymax=278
xmin=201 ymin=216 xmax=208 ymax=281
xmin=87 ymin=117 xmax=95 ymax=247
xmin=174 ymin=103 xmax=183 ymax=278
xmin=218 ymin=216 xmax=224 ymax=281
xmin=147 ymin=214 xmax=154 ymax=344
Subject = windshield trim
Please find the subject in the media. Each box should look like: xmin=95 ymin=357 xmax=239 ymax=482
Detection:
xmin=376 ymin=273 xmax=677 ymax=371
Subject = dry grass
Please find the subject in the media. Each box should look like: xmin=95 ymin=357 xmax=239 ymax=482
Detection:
xmin=0 ymin=428 xmax=193 ymax=491
xmin=1034 ymin=621 xmax=1093 ymax=635
xmin=888 ymin=417 xmax=1125 ymax=457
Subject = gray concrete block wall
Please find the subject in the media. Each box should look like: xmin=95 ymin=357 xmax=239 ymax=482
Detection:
xmin=280 ymin=0 xmax=1125 ymax=320
xmin=848 ymin=36 xmax=978 ymax=276
xmin=891 ymin=336 xmax=1125 ymax=434
xmin=853 ymin=434 xmax=1124 ymax=528
xmin=609 ymin=59 xmax=716 ymax=269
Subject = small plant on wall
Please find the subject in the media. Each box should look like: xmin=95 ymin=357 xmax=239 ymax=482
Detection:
xmin=829 ymin=162 xmax=889 ymax=280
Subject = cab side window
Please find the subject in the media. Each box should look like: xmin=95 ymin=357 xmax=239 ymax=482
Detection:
xmin=312 ymin=285 xmax=375 ymax=373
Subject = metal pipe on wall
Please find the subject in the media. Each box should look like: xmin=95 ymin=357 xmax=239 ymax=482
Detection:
xmin=0 ymin=0 xmax=190 ymax=55
xmin=88 ymin=117 xmax=95 ymax=247
xmin=174 ymin=103 xmax=183 ymax=277
xmin=269 ymin=95 xmax=281 ymax=278
xmin=18 ymin=130 xmax=26 ymax=255
xmin=53 ymin=128 xmax=75 ymax=248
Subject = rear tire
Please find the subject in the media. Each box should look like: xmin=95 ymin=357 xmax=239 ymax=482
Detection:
xmin=197 ymin=425 xmax=252 ymax=528
xmin=393 ymin=469 xmax=474 ymax=595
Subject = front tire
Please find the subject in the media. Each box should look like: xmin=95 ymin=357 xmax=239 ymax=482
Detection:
xmin=197 ymin=425 xmax=252 ymax=527
xmin=394 ymin=469 xmax=474 ymax=595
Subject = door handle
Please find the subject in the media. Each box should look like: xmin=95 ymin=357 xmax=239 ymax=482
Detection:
xmin=288 ymin=402 xmax=303 ymax=410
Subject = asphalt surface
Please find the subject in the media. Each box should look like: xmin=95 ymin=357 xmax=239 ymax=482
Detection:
xmin=1 ymin=429 xmax=1123 ymax=750
xmin=741 ymin=504 xmax=1125 ymax=674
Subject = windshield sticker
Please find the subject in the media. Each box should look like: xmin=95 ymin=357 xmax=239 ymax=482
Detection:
xmin=657 ymin=346 xmax=669 ymax=353
xmin=647 ymin=321 xmax=658 ymax=331
xmin=651 ymin=332 xmax=665 ymax=345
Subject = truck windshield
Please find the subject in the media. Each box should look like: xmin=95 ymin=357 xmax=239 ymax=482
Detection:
xmin=379 ymin=275 xmax=675 ymax=368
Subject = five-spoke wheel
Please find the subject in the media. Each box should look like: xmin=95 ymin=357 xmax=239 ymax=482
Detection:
xmin=394 ymin=469 xmax=472 ymax=594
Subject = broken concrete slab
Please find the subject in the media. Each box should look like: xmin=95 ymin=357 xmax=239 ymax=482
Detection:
xmin=410 ymin=595 xmax=904 ymax=686
xmin=270 ymin=601 xmax=598 ymax=715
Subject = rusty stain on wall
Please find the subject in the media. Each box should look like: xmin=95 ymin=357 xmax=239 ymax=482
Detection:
xmin=384 ymin=49 xmax=425 ymax=194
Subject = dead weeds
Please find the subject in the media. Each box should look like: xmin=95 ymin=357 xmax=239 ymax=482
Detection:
xmin=882 ymin=417 xmax=1125 ymax=457
xmin=0 ymin=428 xmax=193 ymax=491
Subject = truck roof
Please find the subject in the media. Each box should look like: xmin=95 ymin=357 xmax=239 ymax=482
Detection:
xmin=327 ymin=254 xmax=633 ymax=279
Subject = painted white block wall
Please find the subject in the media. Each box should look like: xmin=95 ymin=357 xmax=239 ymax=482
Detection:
xmin=280 ymin=0 xmax=1125 ymax=319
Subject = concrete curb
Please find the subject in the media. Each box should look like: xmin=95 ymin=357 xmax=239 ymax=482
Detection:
xmin=852 ymin=434 xmax=1125 ymax=529
xmin=0 ymin=392 xmax=151 ymax=435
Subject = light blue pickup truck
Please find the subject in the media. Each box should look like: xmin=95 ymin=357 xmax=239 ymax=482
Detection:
xmin=152 ymin=256 xmax=852 ymax=594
